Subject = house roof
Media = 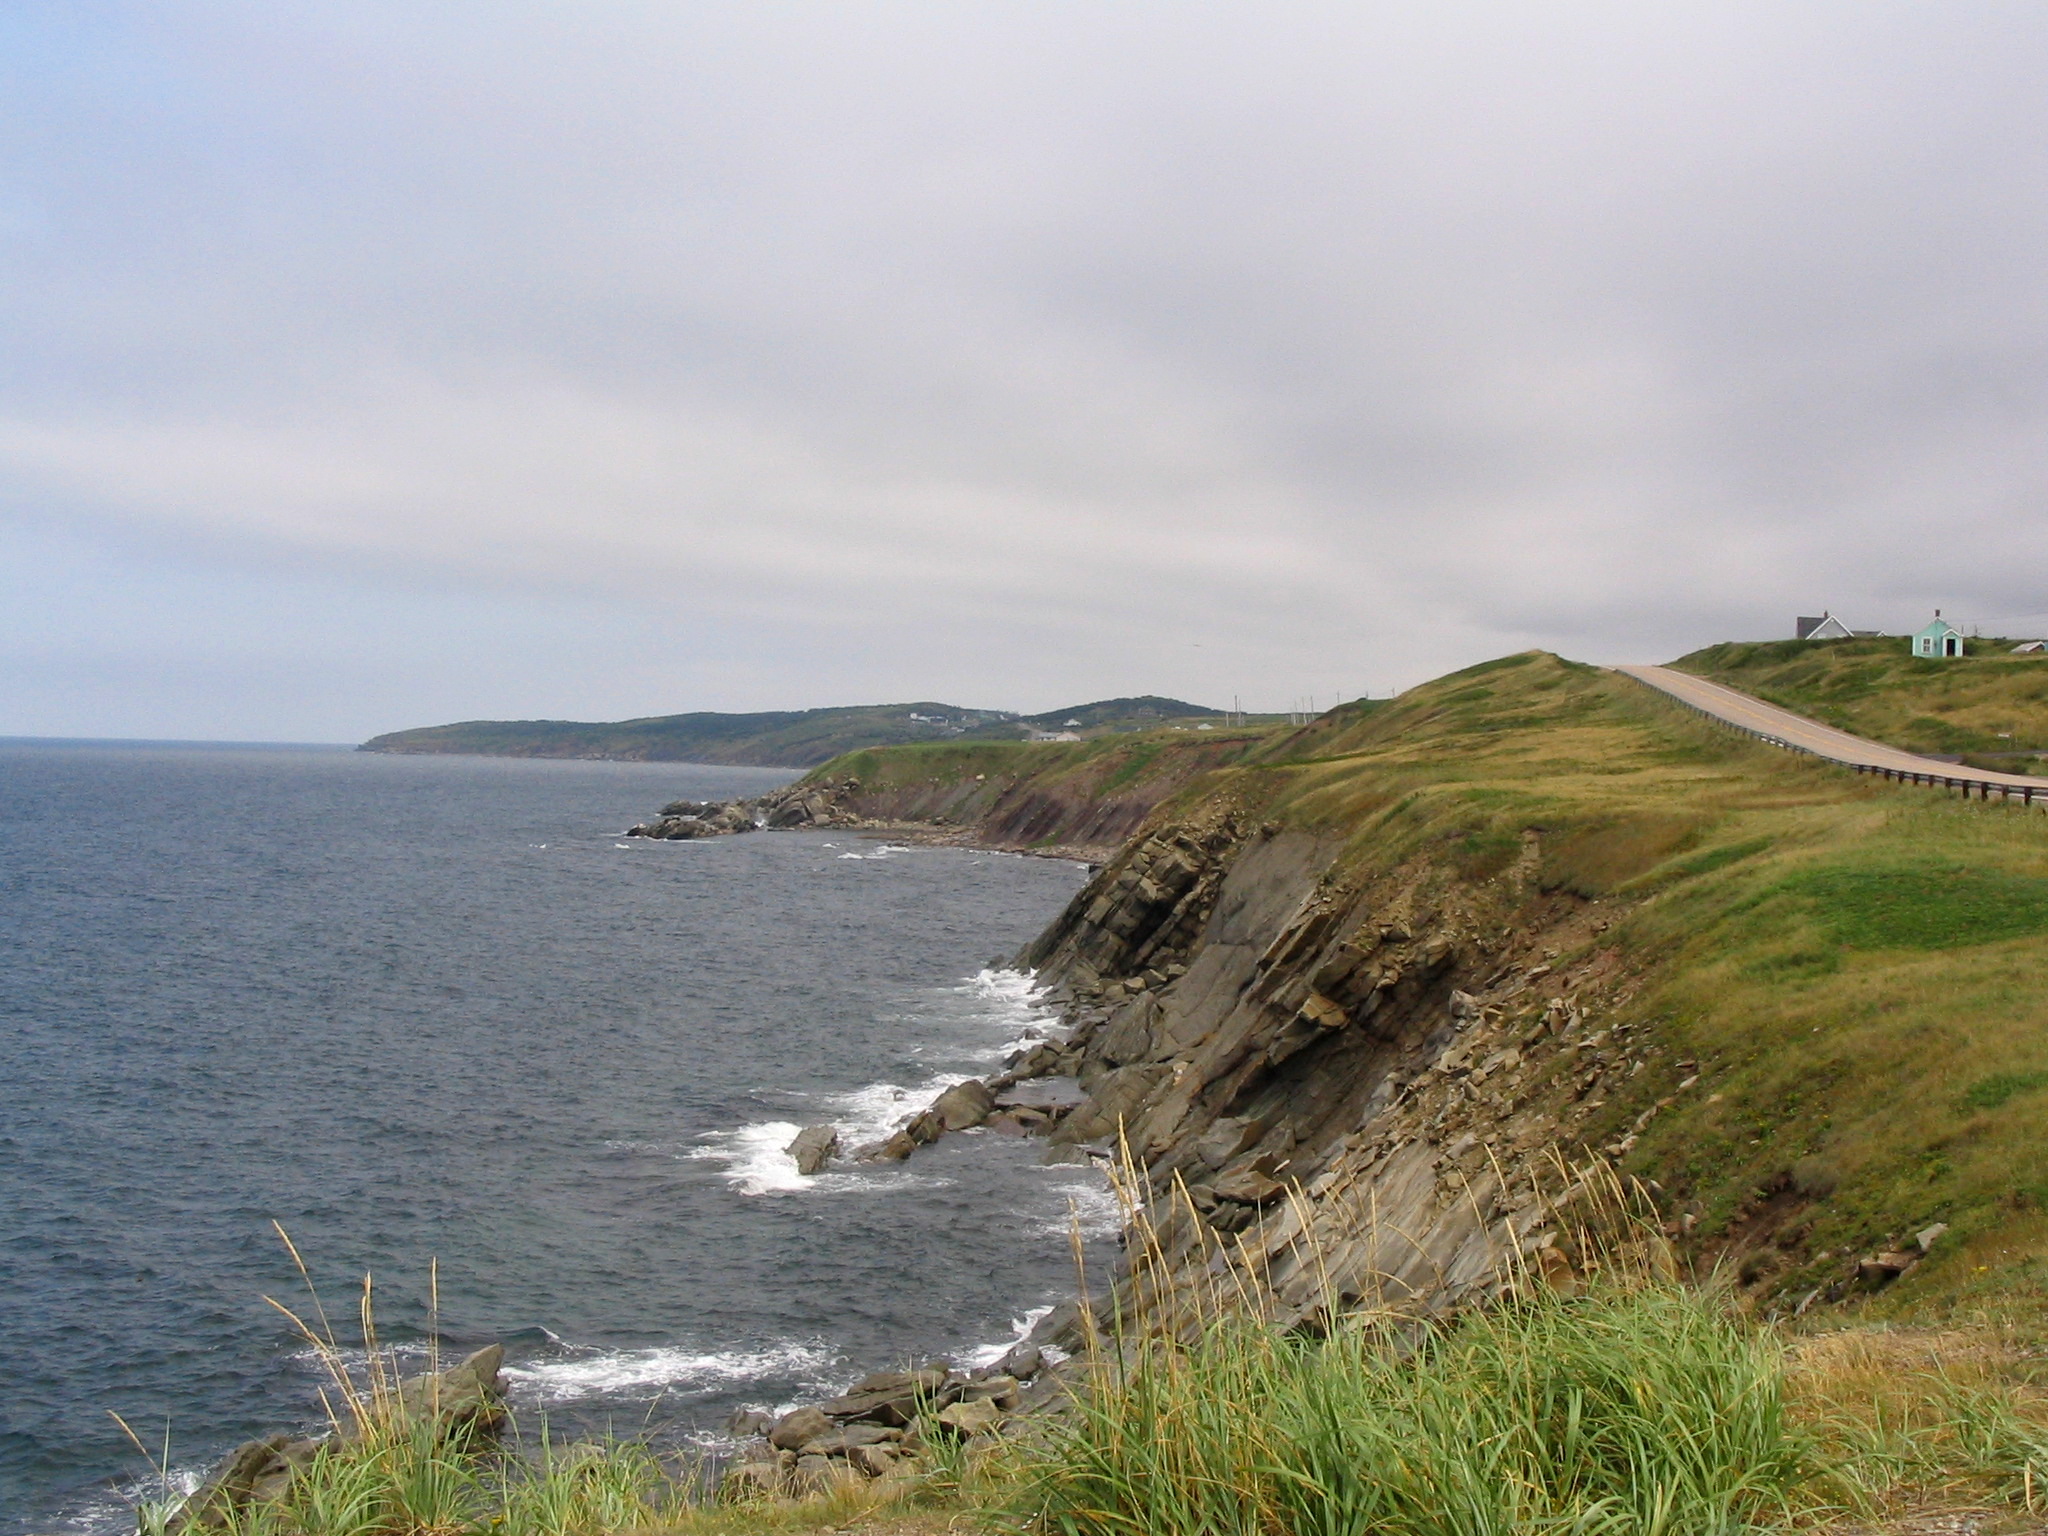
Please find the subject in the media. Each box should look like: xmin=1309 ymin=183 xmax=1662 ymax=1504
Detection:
xmin=1799 ymin=612 xmax=1855 ymax=639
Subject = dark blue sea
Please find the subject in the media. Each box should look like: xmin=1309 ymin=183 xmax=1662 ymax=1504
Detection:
xmin=0 ymin=741 xmax=1106 ymax=1532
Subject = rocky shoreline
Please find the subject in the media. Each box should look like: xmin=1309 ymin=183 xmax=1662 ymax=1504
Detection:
xmin=158 ymin=799 xmax=1120 ymax=1528
xmin=158 ymin=1014 xmax=1106 ymax=1525
xmin=624 ymin=777 xmax=1130 ymax=864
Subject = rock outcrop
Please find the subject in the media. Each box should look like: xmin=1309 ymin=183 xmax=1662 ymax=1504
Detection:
xmin=626 ymin=780 xmax=867 ymax=840
xmin=786 ymin=1124 xmax=841 ymax=1175
xmin=624 ymin=723 xmax=1251 ymax=860
xmin=720 ymin=1354 xmax=1046 ymax=1501
xmin=998 ymin=809 xmax=1674 ymax=1336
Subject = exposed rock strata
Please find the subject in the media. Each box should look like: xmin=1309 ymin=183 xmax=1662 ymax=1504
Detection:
xmin=1003 ymin=811 xmax=1678 ymax=1336
xmin=624 ymin=753 xmax=1220 ymax=861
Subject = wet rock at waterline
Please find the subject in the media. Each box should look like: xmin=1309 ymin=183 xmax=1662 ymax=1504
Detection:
xmin=931 ymin=1078 xmax=996 ymax=1130
xmin=386 ymin=1343 xmax=508 ymax=1439
xmin=626 ymin=778 xmax=868 ymax=841
xmin=171 ymin=1434 xmax=323 ymax=1532
xmin=847 ymin=1033 xmax=1087 ymax=1164
xmin=785 ymin=1123 xmax=841 ymax=1175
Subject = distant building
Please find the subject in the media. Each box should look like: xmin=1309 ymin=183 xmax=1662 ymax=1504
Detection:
xmin=1914 ymin=612 xmax=1965 ymax=658
xmin=1029 ymin=730 xmax=1082 ymax=743
xmin=1795 ymin=612 xmax=1856 ymax=640
xmin=2013 ymin=641 xmax=2046 ymax=654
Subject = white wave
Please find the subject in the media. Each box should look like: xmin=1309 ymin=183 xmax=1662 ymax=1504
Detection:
xmin=956 ymin=967 xmax=1065 ymax=1059
xmin=685 ymin=1118 xmax=815 ymax=1194
xmin=961 ymin=1305 xmax=1055 ymax=1370
xmin=837 ymin=852 xmax=865 ymax=860
xmin=686 ymin=1099 xmax=967 ymax=1196
xmin=965 ymin=967 xmax=1043 ymax=1006
xmin=817 ymin=1075 xmax=966 ymax=1145
xmin=684 ymin=967 xmax=1064 ymax=1197
xmin=504 ymin=1339 xmax=839 ymax=1404
xmin=1037 ymin=1177 xmax=1124 ymax=1239
xmin=58 ymin=1466 xmax=206 ymax=1535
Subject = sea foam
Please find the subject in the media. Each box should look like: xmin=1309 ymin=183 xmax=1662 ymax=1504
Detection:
xmin=503 ymin=1339 xmax=840 ymax=1404
xmin=689 ymin=967 xmax=1064 ymax=1196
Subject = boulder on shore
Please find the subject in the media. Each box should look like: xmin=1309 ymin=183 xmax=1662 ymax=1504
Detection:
xmin=932 ymin=1079 xmax=997 ymax=1130
xmin=387 ymin=1344 xmax=508 ymax=1440
xmin=769 ymin=1405 xmax=833 ymax=1451
xmin=785 ymin=1124 xmax=841 ymax=1175
xmin=816 ymin=1368 xmax=955 ymax=1426
xmin=934 ymin=1397 xmax=1004 ymax=1437
xmin=171 ymin=1434 xmax=322 ymax=1531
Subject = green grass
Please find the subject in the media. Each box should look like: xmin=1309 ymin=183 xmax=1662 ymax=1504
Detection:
xmin=1665 ymin=836 xmax=1777 ymax=882
xmin=1960 ymin=1071 xmax=2048 ymax=1112
xmin=1777 ymin=864 xmax=2048 ymax=950
xmin=1019 ymin=1282 xmax=1817 ymax=1536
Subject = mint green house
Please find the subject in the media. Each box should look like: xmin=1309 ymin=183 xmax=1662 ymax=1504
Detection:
xmin=1914 ymin=612 xmax=1964 ymax=658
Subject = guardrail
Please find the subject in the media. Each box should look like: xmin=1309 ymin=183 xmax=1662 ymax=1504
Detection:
xmin=1627 ymin=676 xmax=2047 ymax=809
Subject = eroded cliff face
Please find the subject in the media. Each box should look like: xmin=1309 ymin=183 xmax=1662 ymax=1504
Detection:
xmin=1022 ymin=813 xmax=1682 ymax=1328
xmin=752 ymin=732 xmax=1273 ymax=859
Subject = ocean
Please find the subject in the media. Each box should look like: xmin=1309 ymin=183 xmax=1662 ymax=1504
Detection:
xmin=0 ymin=740 xmax=1107 ymax=1532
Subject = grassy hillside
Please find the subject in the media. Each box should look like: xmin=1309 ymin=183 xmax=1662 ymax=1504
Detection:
xmin=799 ymin=722 xmax=1295 ymax=853
xmin=1673 ymin=636 xmax=2048 ymax=770
xmin=361 ymin=697 xmax=1240 ymax=766
xmin=358 ymin=703 xmax=1018 ymax=766
xmin=1118 ymin=650 xmax=2048 ymax=1319
xmin=1015 ymin=695 xmax=1224 ymax=731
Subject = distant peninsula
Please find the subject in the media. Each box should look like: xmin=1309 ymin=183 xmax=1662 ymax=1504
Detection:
xmin=358 ymin=696 xmax=1228 ymax=768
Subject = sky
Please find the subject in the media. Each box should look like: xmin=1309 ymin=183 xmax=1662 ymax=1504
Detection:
xmin=4 ymin=3 xmax=2048 ymax=742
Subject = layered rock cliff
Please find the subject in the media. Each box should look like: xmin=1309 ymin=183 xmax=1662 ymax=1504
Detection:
xmin=1021 ymin=813 xmax=1652 ymax=1330
xmin=631 ymin=727 xmax=1289 ymax=860
xmin=985 ymin=650 xmax=2048 ymax=1328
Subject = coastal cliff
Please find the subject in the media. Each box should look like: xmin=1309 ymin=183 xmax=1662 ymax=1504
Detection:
xmin=630 ymin=725 xmax=1292 ymax=860
xmin=814 ymin=650 xmax=2048 ymax=1329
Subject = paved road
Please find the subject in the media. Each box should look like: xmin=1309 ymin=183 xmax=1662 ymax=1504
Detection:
xmin=1616 ymin=664 xmax=2048 ymax=795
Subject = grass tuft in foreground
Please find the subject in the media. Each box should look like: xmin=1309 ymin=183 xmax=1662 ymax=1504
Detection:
xmin=1016 ymin=1280 xmax=1814 ymax=1536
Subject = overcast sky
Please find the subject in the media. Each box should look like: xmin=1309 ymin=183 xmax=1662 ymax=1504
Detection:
xmin=5 ymin=3 xmax=2048 ymax=741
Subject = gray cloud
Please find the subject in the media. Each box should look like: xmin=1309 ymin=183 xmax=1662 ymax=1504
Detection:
xmin=5 ymin=2 xmax=2048 ymax=736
